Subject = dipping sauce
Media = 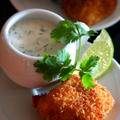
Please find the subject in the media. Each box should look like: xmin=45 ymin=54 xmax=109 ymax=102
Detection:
xmin=9 ymin=18 xmax=64 ymax=56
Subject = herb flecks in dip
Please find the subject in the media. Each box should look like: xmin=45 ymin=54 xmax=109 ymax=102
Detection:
xmin=9 ymin=18 xmax=64 ymax=56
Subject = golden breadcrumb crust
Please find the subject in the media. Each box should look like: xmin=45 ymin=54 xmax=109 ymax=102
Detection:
xmin=62 ymin=0 xmax=117 ymax=26
xmin=32 ymin=74 xmax=115 ymax=120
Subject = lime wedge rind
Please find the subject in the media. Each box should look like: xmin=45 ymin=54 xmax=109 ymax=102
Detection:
xmin=80 ymin=29 xmax=114 ymax=80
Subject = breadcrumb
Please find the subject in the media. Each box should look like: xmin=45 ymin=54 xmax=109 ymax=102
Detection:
xmin=32 ymin=74 xmax=115 ymax=120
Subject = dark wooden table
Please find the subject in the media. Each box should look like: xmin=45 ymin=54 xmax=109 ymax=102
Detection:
xmin=0 ymin=0 xmax=120 ymax=64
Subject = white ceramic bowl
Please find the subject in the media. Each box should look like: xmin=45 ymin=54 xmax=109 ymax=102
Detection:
xmin=0 ymin=9 xmax=77 ymax=88
xmin=0 ymin=9 xmax=89 ymax=88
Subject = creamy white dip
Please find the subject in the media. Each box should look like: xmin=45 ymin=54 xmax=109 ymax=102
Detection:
xmin=9 ymin=18 xmax=64 ymax=56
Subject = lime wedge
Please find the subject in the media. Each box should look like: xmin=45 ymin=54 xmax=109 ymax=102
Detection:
xmin=80 ymin=29 xmax=114 ymax=79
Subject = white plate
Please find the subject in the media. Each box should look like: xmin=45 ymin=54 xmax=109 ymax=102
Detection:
xmin=10 ymin=0 xmax=120 ymax=30
xmin=0 ymin=42 xmax=120 ymax=120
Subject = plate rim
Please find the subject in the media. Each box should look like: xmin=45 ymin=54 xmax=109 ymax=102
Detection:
xmin=10 ymin=0 xmax=120 ymax=30
xmin=112 ymin=58 xmax=120 ymax=69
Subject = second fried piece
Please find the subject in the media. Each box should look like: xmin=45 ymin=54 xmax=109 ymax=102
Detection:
xmin=62 ymin=0 xmax=117 ymax=25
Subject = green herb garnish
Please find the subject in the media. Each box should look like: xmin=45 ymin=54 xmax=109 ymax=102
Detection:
xmin=79 ymin=56 xmax=99 ymax=89
xmin=34 ymin=49 xmax=74 ymax=82
xmin=34 ymin=20 xmax=99 ymax=89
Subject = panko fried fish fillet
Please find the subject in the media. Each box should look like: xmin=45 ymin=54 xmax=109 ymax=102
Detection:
xmin=62 ymin=0 xmax=117 ymax=25
xmin=32 ymin=75 xmax=115 ymax=120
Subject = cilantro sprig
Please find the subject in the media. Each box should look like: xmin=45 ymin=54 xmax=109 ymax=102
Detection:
xmin=34 ymin=49 xmax=75 ymax=82
xmin=51 ymin=20 xmax=97 ymax=66
xmin=51 ymin=20 xmax=96 ymax=44
xmin=34 ymin=20 xmax=99 ymax=89
xmin=79 ymin=56 xmax=99 ymax=89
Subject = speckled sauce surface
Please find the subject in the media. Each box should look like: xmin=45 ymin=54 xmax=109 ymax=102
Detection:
xmin=8 ymin=18 xmax=64 ymax=56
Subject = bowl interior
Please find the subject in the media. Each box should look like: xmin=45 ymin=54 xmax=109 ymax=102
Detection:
xmin=3 ymin=9 xmax=66 ymax=60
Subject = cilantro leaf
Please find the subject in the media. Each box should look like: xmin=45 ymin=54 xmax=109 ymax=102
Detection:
xmin=51 ymin=20 xmax=75 ymax=44
xmin=80 ymin=56 xmax=99 ymax=75
xmin=79 ymin=56 xmax=99 ymax=89
xmin=34 ymin=54 xmax=61 ymax=82
xmin=56 ymin=49 xmax=71 ymax=65
xmin=51 ymin=20 xmax=97 ymax=44
xmin=60 ymin=65 xmax=75 ymax=81
xmin=34 ymin=49 xmax=72 ymax=82
xmin=74 ymin=22 xmax=97 ymax=37
xmin=82 ymin=73 xmax=95 ymax=89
